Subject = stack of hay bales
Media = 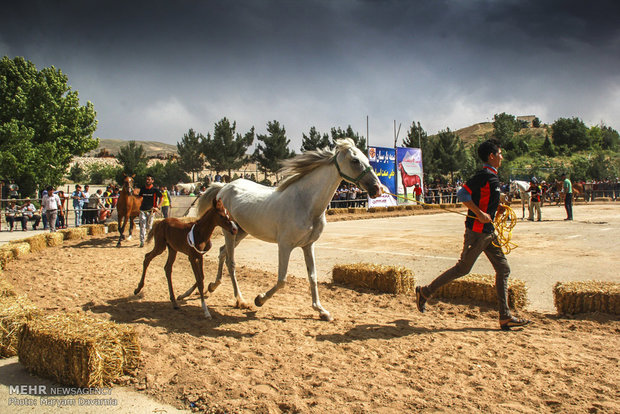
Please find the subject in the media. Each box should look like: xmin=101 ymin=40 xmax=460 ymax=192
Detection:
xmin=0 ymin=294 xmax=40 ymax=357
xmin=10 ymin=234 xmax=47 ymax=254
xmin=18 ymin=312 xmax=141 ymax=387
xmin=60 ymin=227 xmax=88 ymax=240
xmin=347 ymin=207 xmax=366 ymax=214
xmin=553 ymin=281 xmax=619 ymax=315
xmin=333 ymin=263 xmax=415 ymax=295
xmin=6 ymin=242 xmax=31 ymax=259
xmin=434 ymin=273 xmax=528 ymax=310
xmin=107 ymin=221 xmax=119 ymax=232
xmin=82 ymin=224 xmax=106 ymax=236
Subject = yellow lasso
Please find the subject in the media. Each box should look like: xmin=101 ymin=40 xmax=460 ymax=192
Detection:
xmin=383 ymin=191 xmax=518 ymax=254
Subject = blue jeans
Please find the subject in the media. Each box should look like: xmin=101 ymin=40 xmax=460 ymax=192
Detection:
xmin=74 ymin=205 xmax=82 ymax=227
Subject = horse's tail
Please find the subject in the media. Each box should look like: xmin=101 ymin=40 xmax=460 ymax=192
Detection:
xmin=146 ymin=220 xmax=161 ymax=244
xmin=197 ymin=183 xmax=225 ymax=216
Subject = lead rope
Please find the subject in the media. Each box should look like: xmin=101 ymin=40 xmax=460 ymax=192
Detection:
xmin=382 ymin=191 xmax=518 ymax=255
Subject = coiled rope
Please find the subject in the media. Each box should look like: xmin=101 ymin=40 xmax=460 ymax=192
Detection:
xmin=383 ymin=191 xmax=518 ymax=254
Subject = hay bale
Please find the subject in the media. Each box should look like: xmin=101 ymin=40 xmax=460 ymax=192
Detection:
xmin=18 ymin=312 xmax=141 ymax=387
xmin=0 ymin=295 xmax=40 ymax=358
xmin=0 ymin=276 xmax=16 ymax=298
xmin=107 ymin=221 xmax=119 ymax=232
xmin=332 ymin=263 xmax=415 ymax=295
xmin=553 ymin=281 xmax=620 ymax=315
xmin=0 ymin=248 xmax=14 ymax=270
xmin=10 ymin=234 xmax=47 ymax=253
xmin=45 ymin=232 xmax=64 ymax=247
xmin=6 ymin=242 xmax=31 ymax=259
xmin=60 ymin=227 xmax=88 ymax=240
xmin=82 ymin=224 xmax=106 ymax=236
xmin=434 ymin=273 xmax=528 ymax=310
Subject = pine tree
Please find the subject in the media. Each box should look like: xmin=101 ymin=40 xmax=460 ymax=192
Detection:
xmin=301 ymin=126 xmax=331 ymax=151
xmin=177 ymin=128 xmax=205 ymax=181
xmin=330 ymin=125 xmax=366 ymax=154
xmin=201 ymin=118 xmax=254 ymax=177
xmin=253 ymin=120 xmax=295 ymax=181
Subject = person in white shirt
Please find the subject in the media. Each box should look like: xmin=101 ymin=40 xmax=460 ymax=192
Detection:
xmin=42 ymin=186 xmax=62 ymax=232
xmin=20 ymin=198 xmax=41 ymax=231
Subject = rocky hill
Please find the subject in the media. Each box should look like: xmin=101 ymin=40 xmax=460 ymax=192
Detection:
xmin=86 ymin=138 xmax=177 ymax=157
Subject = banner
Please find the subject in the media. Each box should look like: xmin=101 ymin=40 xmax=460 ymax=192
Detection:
xmin=367 ymin=146 xmax=397 ymax=207
xmin=396 ymin=147 xmax=424 ymax=205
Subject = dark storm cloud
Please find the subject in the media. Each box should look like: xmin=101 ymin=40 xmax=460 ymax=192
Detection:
xmin=2 ymin=1 xmax=619 ymax=147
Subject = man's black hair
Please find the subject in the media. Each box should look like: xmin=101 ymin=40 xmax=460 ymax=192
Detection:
xmin=477 ymin=139 xmax=500 ymax=162
xmin=146 ymin=174 xmax=154 ymax=179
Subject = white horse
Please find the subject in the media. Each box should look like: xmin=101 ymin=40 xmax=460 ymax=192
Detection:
xmin=178 ymin=138 xmax=383 ymax=321
xmin=175 ymin=182 xmax=202 ymax=194
xmin=510 ymin=180 xmax=530 ymax=219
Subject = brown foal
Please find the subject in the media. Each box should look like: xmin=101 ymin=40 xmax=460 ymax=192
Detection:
xmin=134 ymin=198 xmax=238 ymax=319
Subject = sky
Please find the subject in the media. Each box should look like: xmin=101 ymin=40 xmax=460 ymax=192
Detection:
xmin=2 ymin=0 xmax=619 ymax=151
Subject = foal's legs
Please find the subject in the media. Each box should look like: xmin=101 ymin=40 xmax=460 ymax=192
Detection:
xmin=177 ymin=229 xmax=249 ymax=306
xmin=254 ymin=243 xmax=292 ymax=308
xmin=163 ymin=247 xmax=179 ymax=308
xmin=134 ymin=234 xmax=167 ymax=295
xmin=188 ymin=255 xmax=211 ymax=319
xmin=302 ymin=243 xmax=332 ymax=321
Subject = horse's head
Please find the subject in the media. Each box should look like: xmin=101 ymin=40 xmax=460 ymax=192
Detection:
xmin=212 ymin=199 xmax=238 ymax=235
xmin=122 ymin=173 xmax=136 ymax=193
xmin=334 ymin=138 xmax=382 ymax=198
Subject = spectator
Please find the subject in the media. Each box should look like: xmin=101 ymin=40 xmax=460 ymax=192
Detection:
xmin=414 ymin=184 xmax=423 ymax=204
xmin=160 ymin=185 xmax=172 ymax=218
xmin=88 ymin=189 xmax=105 ymax=224
xmin=42 ymin=185 xmax=62 ymax=232
xmin=21 ymin=198 xmax=41 ymax=231
xmin=4 ymin=200 xmax=20 ymax=231
xmin=527 ymin=179 xmax=542 ymax=221
xmin=561 ymin=173 xmax=573 ymax=220
xmin=71 ymin=184 xmax=84 ymax=227
xmin=81 ymin=185 xmax=91 ymax=224
xmin=137 ymin=174 xmax=162 ymax=248
xmin=56 ymin=190 xmax=67 ymax=229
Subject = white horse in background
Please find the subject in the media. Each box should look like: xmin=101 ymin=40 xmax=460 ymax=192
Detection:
xmin=510 ymin=180 xmax=530 ymax=219
xmin=175 ymin=182 xmax=202 ymax=194
xmin=178 ymin=138 xmax=383 ymax=321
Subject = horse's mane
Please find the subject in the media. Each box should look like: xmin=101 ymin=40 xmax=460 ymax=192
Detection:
xmin=276 ymin=138 xmax=355 ymax=192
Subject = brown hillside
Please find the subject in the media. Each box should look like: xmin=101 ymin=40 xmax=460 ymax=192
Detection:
xmin=86 ymin=138 xmax=177 ymax=157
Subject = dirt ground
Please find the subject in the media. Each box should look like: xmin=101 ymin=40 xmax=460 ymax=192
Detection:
xmin=1 ymin=203 xmax=619 ymax=413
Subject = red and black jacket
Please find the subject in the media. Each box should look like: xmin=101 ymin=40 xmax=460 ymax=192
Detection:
xmin=462 ymin=166 xmax=500 ymax=234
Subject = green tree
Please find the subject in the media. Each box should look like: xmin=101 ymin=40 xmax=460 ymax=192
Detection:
xmin=177 ymin=128 xmax=205 ymax=181
xmin=201 ymin=117 xmax=254 ymax=177
xmin=254 ymin=120 xmax=295 ymax=181
xmin=435 ymin=128 xmax=466 ymax=182
xmin=601 ymin=125 xmax=619 ymax=151
xmin=116 ymin=141 xmax=148 ymax=175
xmin=68 ymin=163 xmax=88 ymax=183
xmin=552 ymin=117 xmax=590 ymax=151
xmin=541 ymin=134 xmax=556 ymax=156
xmin=145 ymin=160 xmax=190 ymax=189
xmin=0 ymin=57 xmax=98 ymax=195
xmin=532 ymin=117 xmax=541 ymax=128
xmin=492 ymin=112 xmax=521 ymax=145
xmin=301 ymin=126 xmax=331 ymax=151
xmin=87 ymin=163 xmax=120 ymax=184
xmin=330 ymin=125 xmax=366 ymax=154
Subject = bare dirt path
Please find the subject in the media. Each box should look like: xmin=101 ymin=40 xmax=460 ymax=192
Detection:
xmin=0 ymin=203 xmax=618 ymax=413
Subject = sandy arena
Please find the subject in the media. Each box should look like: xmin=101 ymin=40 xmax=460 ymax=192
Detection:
xmin=1 ymin=203 xmax=619 ymax=413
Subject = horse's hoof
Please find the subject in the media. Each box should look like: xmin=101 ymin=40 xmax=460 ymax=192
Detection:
xmin=173 ymin=303 xmax=180 ymax=310
xmin=176 ymin=295 xmax=185 ymax=301
xmin=254 ymin=295 xmax=265 ymax=307
xmin=236 ymin=300 xmax=252 ymax=310
xmin=133 ymin=288 xmax=141 ymax=295
xmin=207 ymin=283 xmax=217 ymax=293
xmin=320 ymin=312 xmax=333 ymax=322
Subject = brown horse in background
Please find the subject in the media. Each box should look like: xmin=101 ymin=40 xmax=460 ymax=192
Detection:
xmin=134 ymin=198 xmax=238 ymax=319
xmin=116 ymin=174 xmax=142 ymax=247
